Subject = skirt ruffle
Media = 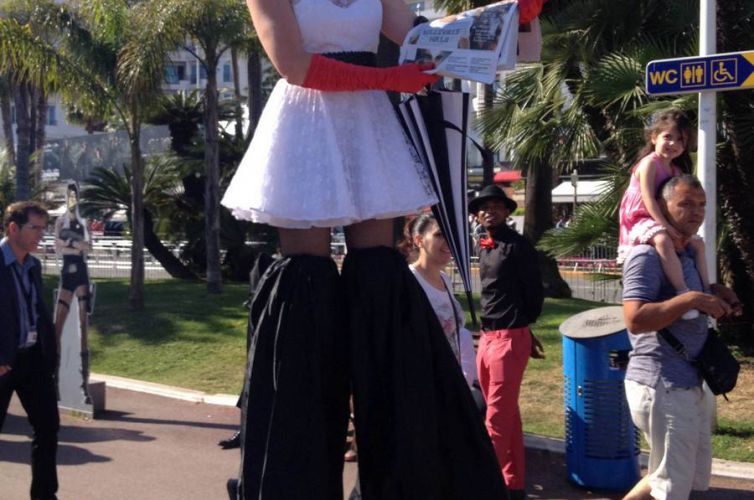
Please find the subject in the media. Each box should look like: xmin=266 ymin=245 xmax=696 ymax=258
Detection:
xmin=222 ymin=81 xmax=437 ymax=229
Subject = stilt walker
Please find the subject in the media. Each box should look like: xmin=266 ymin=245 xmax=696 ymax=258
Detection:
xmin=222 ymin=1 xmax=507 ymax=498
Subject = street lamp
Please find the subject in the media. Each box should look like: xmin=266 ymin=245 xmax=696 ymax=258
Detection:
xmin=570 ymin=168 xmax=578 ymax=216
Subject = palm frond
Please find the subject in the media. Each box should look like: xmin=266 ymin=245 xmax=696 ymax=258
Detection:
xmin=116 ymin=1 xmax=185 ymax=106
xmin=583 ymin=52 xmax=646 ymax=115
xmin=80 ymin=154 xmax=184 ymax=218
xmin=0 ymin=17 xmax=115 ymax=111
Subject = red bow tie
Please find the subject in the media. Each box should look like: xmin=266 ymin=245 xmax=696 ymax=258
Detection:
xmin=480 ymin=237 xmax=495 ymax=249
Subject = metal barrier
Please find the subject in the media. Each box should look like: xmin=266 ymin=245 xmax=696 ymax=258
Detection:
xmin=445 ymin=255 xmax=622 ymax=305
xmin=35 ymin=238 xmax=172 ymax=280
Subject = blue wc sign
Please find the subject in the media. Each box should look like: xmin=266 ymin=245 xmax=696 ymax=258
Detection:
xmin=646 ymin=50 xmax=754 ymax=95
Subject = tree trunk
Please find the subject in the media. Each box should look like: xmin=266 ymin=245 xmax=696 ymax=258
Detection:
xmin=33 ymin=88 xmax=47 ymax=189
xmin=525 ymin=162 xmax=571 ymax=298
xmin=245 ymin=46 xmax=262 ymax=144
xmin=231 ymin=47 xmax=244 ymax=143
xmin=143 ymin=209 xmax=198 ymax=280
xmin=204 ymin=50 xmax=222 ymax=294
xmin=0 ymin=76 xmax=15 ymax=167
xmin=716 ymin=0 xmax=754 ymax=339
xmin=128 ymin=110 xmax=145 ymax=310
xmin=13 ymin=84 xmax=31 ymax=200
xmin=476 ymin=82 xmax=496 ymax=186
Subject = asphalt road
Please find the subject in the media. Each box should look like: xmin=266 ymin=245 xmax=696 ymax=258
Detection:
xmin=1 ymin=387 xmax=753 ymax=499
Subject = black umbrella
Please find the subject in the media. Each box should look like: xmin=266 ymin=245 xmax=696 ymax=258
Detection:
xmin=397 ymin=90 xmax=477 ymax=325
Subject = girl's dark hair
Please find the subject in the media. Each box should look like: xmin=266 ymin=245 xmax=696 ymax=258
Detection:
xmin=398 ymin=212 xmax=437 ymax=261
xmin=636 ymin=109 xmax=696 ymax=174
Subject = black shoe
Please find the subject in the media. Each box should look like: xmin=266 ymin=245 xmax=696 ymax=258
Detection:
xmin=227 ymin=478 xmax=239 ymax=499
xmin=218 ymin=431 xmax=241 ymax=449
xmin=508 ymin=489 xmax=527 ymax=500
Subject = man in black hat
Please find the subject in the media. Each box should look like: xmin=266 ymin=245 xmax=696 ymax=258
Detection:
xmin=469 ymin=185 xmax=544 ymax=500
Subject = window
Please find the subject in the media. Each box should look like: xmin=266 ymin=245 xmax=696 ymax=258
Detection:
xmin=164 ymin=64 xmax=181 ymax=84
xmin=190 ymin=63 xmax=207 ymax=84
xmin=223 ymin=63 xmax=232 ymax=83
xmin=47 ymin=105 xmax=57 ymax=126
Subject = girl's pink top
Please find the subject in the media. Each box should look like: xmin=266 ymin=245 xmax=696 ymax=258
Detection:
xmin=618 ymin=152 xmax=681 ymax=249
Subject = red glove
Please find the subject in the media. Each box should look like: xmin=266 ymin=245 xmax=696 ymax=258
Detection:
xmin=301 ymin=54 xmax=438 ymax=93
xmin=518 ymin=0 xmax=545 ymax=25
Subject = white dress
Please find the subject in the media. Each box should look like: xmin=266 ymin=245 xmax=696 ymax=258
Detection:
xmin=221 ymin=0 xmax=437 ymax=229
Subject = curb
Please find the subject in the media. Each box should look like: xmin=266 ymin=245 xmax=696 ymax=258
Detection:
xmin=524 ymin=434 xmax=754 ymax=482
xmin=90 ymin=373 xmax=238 ymax=407
xmin=92 ymin=373 xmax=754 ymax=482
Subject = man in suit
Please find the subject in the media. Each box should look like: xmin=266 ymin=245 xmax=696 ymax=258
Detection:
xmin=0 ymin=201 xmax=60 ymax=500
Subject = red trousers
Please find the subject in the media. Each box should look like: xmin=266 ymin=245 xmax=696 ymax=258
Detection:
xmin=477 ymin=326 xmax=531 ymax=490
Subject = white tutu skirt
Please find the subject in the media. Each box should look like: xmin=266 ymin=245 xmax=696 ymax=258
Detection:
xmin=221 ymin=80 xmax=437 ymax=229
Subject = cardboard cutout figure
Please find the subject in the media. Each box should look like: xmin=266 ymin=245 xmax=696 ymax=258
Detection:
xmin=53 ymin=183 xmax=94 ymax=409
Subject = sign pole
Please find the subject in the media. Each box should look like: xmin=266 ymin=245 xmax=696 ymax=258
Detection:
xmin=699 ymin=0 xmax=717 ymax=286
xmin=699 ymin=0 xmax=718 ymax=423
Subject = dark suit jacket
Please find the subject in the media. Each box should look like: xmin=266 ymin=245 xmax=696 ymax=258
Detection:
xmin=0 ymin=255 xmax=57 ymax=371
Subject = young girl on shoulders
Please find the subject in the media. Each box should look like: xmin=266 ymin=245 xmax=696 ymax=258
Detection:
xmin=618 ymin=109 xmax=709 ymax=319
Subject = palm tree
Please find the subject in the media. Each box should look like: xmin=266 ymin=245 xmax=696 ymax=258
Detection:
xmin=0 ymin=148 xmax=14 ymax=213
xmin=147 ymin=90 xmax=204 ymax=157
xmin=0 ymin=0 xmax=57 ymax=199
xmin=81 ymin=157 xmax=198 ymax=280
xmin=525 ymin=0 xmax=754 ymax=341
xmin=715 ymin=0 xmax=754 ymax=342
xmin=531 ymin=0 xmax=698 ymax=257
xmin=169 ymin=0 xmax=250 ymax=294
xmin=478 ymin=62 xmax=600 ymax=297
xmin=430 ymin=0 xmax=576 ymax=295
xmin=0 ymin=0 xmax=189 ymax=309
xmin=0 ymin=73 xmax=15 ymax=168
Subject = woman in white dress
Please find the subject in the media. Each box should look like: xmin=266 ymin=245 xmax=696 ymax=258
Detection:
xmin=225 ymin=1 xmax=506 ymax=499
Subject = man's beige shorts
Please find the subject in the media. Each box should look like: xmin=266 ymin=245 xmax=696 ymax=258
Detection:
xmin=624 ymin=379 xmax=713 ymax=500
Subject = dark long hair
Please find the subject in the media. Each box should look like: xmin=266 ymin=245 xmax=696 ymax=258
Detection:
xmin=398 ymin=212 xmax=437 ymax=262
xmin=636 ymin=109 xmax=696 ymax=174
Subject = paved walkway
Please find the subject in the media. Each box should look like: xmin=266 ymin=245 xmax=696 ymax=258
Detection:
xmin=1 ymin=379 xmax=753 ymax=500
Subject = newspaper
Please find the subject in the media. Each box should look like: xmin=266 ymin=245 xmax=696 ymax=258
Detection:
xmin=399 ymin=0 xmax=522 ymax=84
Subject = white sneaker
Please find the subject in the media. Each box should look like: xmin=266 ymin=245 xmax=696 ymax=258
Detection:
xmin=682 ymin=308 xmax=700 ymax=320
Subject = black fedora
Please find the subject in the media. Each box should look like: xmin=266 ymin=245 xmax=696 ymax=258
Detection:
xmin=468 ymin=184 xmax=517 ymax=213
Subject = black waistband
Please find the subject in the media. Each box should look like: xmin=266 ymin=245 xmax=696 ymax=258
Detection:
xmin=17 ymin=342 xmax=40 ymax=354
xmin=321 ymin=51 xmax=376 ymax=67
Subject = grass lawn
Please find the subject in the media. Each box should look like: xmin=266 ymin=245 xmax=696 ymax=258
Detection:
xmin=460 ymin=294 xmax=754 ymax=463
xmin=45 ymin=277 xmax=754 ymax=462
xmin=44 ymin=276 xmax=250 ymax=395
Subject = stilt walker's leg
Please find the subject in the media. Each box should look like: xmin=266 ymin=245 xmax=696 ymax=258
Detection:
xmin=341 ymin=247 xmax=507 ymax=500
xmin=238 ymin=256 xmax=349 ymax=500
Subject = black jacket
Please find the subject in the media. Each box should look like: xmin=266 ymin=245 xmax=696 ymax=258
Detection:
xmin=479 ymin=226 xmax=544 ymax=330
xmin=0 ymin=255 xmax=57 ymax=371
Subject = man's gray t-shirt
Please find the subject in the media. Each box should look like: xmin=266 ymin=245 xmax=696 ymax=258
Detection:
xmin=622 ymin=245 xmax=707 ymax=388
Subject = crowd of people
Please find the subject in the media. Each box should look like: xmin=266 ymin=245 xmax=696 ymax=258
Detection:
xmin=0 ymin=0 xmax=746 ymax=499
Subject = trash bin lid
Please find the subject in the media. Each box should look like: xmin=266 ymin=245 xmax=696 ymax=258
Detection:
xmin=559 ymin=306 xmax=626 ymax=339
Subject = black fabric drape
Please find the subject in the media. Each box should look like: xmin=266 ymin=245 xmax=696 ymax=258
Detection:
xmin=342 ymin=246 xmax=507 ymax=500
xmin=239 ymin=255 xmax=349 ymax=500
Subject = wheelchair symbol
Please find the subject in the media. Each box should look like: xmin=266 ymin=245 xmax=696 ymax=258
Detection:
xmin=712 ymin=59 xmax=737 ymax=85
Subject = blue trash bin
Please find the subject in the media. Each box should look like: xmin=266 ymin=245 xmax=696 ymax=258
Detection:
xmin=560 ymin=306 xmax=640 ymax=491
